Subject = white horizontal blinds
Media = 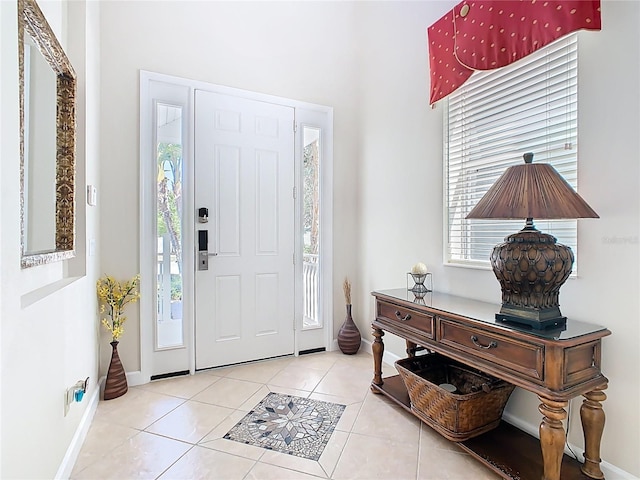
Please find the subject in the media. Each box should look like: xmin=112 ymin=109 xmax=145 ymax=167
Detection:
xmin=446 ymin=34 xmax=578 ymax=266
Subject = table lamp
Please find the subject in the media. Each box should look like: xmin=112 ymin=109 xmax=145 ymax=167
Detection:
xmin=466 ymin=153 xmax=599 ymax=329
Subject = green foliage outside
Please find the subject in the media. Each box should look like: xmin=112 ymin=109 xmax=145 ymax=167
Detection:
xmin=157 ymin=142 xmax=182 ymax=242
xmin=158 ymin=142 xmax=183 ymax=302
xmin=170 ymin=274 xmax=182 ymax=301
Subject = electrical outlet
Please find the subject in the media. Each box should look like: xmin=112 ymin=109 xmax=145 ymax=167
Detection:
xmin=64 ymin=388 xmax=74 ymax=416
xmin=64 ymin=377 xmax=89 ymax=416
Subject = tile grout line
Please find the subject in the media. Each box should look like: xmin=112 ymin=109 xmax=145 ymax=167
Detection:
xmin=76 ymin=352 xmax=454 ymax=480
xmin=153 ymin=443 xmax=196 ymax=480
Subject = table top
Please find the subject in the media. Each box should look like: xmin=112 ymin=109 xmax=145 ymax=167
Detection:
xmin=372 ymin=288 xmax=610 ymax=341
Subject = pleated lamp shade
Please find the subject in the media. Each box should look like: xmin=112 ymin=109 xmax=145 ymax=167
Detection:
xmin=465 ymin=153 xmax=599 ymax=329
xmin=466 ymin=153 xmax=599 ymax=220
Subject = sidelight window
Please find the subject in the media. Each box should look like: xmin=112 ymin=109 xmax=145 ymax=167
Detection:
xmin=156 ymin=103 xmax=184 ymax=348
xmin=303 ymin=126 xmax=321 ymax=329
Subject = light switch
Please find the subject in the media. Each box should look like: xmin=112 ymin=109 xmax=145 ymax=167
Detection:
xmin=87 ymin=185 xmax=97 ymax=206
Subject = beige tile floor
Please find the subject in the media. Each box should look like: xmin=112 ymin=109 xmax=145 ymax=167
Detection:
xmin=71 ymin=350 xmax=500 ymax=480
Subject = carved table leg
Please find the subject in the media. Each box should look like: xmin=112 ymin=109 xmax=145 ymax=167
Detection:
xmin=580 ymin=386 xmax=607 ymax=479
xmin=538 ymin=396 xmax=568 ymax=480
xmin=371 ymin=326 xmax=385 ymax=393
xmin=406 ymin=340 xmax=417 ymax=358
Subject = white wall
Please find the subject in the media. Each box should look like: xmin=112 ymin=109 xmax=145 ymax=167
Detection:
xmin=356 ymin=0 xmax=639 ymax=476
xmin=98 ymin=0 xmax=639 ymax=476
xmin=98 ymin=0 xmax=362 ymax=372
xmin=1 ymin=0 xmax=631 ymax=477
xmin=0 ymin=0 xmax=101 ymax=477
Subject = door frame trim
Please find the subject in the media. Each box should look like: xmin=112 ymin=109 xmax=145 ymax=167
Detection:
xmin=140 ymin=70 xmax=333 ymax=383
xmin=139 ymin=73 xmax=195 ymax=382
xmin=293 ymin=110 xmax=334 ymax=354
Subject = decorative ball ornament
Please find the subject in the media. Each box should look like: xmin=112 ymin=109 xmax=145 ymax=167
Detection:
xmin=408 ymin=263 xmax=433 ymax=298
xmin=411 ymin=262 xmax=428 ymax=275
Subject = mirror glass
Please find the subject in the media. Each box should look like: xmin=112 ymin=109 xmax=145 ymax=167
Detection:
xmin=19 ymin=0 xmax=76 ymax=268
xmin=23 ymin=34 xmax=57 ymax=253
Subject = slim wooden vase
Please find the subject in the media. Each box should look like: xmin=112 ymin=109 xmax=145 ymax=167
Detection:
xmin=104 ymin=341 xmax=128 ymax=400
xmin=338 ymin=304 xmax=361 ymax=355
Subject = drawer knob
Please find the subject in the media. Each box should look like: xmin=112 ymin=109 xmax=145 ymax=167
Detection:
xmin=471 ymin=335 xmax=497 ymax=350
xmin=395 ymin=310 xmax=411 ymax=321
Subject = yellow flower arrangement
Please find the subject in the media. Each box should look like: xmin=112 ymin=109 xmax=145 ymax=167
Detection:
xmin=96 ymin=274 xmax=141 ymax=341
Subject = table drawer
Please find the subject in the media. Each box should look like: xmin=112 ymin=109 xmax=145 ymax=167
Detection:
xmin=438 ymin=318 xmax=544 ymax=381
xmin=378 ymin=300 xmax=434 ymax=338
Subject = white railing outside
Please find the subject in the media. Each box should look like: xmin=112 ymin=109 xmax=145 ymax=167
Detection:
xmin=157 ymin=234 xmax=172 ymax=322
xmin=303 ymin=253 xmax=320 ymax=327
xmin=156 ymin=234 xmax=184 ymax=348
xmin=158 ymin=245 xmax=320 ymax=331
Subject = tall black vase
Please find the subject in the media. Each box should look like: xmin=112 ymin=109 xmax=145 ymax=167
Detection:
xmin=338 ymin=304 xmax=361 ymax=354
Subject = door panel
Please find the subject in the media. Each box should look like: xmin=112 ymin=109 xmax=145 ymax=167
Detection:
xmin=195 ymin=90 xmax=295 ymax=369
xmin=215 ymin=275 xmax=241 ymax=341
xmin=255 ymin=273 xmax=279 ymax=335
xmin=142 ymin=78 xmax=192 ymax=379
xmin=256 ymin=151 xmax=279 ymax=254
xmin=216 ymin=145 xmax=240 ymax=255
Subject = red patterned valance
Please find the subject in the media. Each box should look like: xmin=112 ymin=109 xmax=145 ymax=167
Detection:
xmin=428 ymin=0 xmax=601 ymax=105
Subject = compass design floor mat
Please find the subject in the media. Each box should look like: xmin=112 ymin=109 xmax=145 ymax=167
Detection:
xmin=223 ymin=392 xmax=346 ymax=461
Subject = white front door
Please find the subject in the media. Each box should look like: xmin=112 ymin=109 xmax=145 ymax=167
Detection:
xmin=194 ymin=90 xmax=295 ymax=369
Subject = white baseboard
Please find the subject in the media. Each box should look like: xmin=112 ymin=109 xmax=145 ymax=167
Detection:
xmin=360 ymin=338 xmax=637 ymax=479
xmin=599 ymin=462 xmax=640 ymax=479
xmin=56 ymin=372 xmax=146 ymax=478
xmin=502 ymin=412 xmax=637 ymax=479
xmin=125 ymin=370 xmax=146 ymax=387
xmin=360 ymin=337 xmax=402 ymax=366
xmin=97 ymin=370 xmax=147 ymax=391
xmin=55 ymin=387 xmax=99 ymax=479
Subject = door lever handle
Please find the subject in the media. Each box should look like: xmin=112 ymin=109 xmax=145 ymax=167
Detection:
xmin=208 ymin=252 xmax=218 ymax=257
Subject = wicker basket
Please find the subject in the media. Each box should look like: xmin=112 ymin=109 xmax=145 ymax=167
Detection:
xmin=395 ymin=354 xmax=515 ymax=441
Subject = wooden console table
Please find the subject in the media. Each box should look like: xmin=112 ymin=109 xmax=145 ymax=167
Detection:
xmin=370 ymin=289 xmax=610 ymax=480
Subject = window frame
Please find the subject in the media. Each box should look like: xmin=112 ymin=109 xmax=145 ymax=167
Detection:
xmin=443 ymin=33 xmax=580 ymax=272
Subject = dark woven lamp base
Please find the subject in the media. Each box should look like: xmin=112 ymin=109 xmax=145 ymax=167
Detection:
xmin=490 ymin=226 xmax=573 ymax=330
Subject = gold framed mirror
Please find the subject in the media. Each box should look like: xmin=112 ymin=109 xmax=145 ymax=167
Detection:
xmin=19 ymin=0 xmax=76 ymax=268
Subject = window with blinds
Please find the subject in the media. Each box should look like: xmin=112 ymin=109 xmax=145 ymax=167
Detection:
xmin=445 ymin=33 xmax=578 ymax=268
